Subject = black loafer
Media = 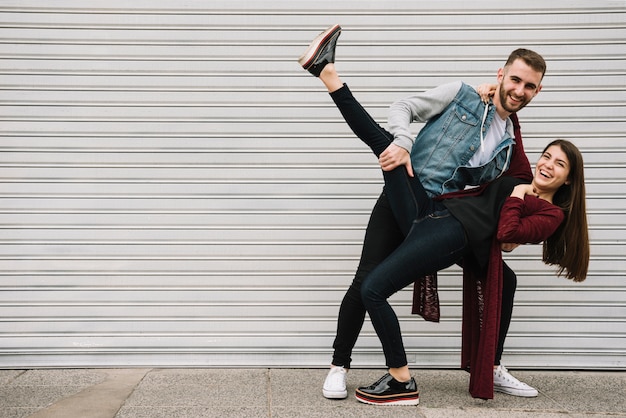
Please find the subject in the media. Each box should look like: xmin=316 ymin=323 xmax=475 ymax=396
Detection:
xmin=355 ymin=373 xmax=419 ymax=405
xmin=298 ymin=24 xmax=341 ymax=77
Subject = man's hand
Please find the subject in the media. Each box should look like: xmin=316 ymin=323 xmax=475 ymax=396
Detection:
xmin=501 ymin=242 xmax=520 ymax=252
xmin=476 ymin=83 xmax=498 ymax=103
xmin=379 ymin=144 xmax=414 ymax=177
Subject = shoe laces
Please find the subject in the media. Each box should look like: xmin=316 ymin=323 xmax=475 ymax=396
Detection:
xmin=495 ymin=365 xmax=529 ymax=387
xmin=327 ymin=367 xmax=346 ymax=384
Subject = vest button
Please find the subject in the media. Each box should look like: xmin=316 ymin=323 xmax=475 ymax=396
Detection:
xmin=462 ymin=114 xmax=467 ymax=120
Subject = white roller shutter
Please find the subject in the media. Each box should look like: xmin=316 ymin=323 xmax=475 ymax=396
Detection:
xmin=0 ymin=0 xmax=624 ymax=369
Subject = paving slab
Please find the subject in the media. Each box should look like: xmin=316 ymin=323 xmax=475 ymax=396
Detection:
xmin=0 ymin=368 xmax=623 ymax=418
xmin=25 ymin=369 xmax=148 ymax=418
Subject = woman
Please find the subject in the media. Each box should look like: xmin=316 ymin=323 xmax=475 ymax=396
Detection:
xmin=299 ymin=25 xmax=589 ymax=403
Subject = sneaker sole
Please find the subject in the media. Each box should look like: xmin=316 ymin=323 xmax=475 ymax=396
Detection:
xmin=355 ymin=390 xmax=419 ymax=406
xmin=323 ymin=389 xmax=348 ymax=399
xmin=298 ymin=24 xmax=341 ymax=69
xmin=494 ymin=386 xmax=538 ymax=397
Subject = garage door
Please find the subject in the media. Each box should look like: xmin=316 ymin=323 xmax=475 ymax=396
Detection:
xmin=0 ymin=0 xmax=624 ymax=369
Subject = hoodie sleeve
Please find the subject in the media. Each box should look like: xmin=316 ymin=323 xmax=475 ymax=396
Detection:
xmin=387 ymin=81 xmax=463 ymax=152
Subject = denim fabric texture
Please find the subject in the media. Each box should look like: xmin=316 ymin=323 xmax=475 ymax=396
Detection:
xmin=410 ymin=83 xmax=515 ymax=197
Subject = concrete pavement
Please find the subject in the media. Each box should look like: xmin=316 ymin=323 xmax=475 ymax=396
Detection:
xmin=1 ymin=368 xmax=624 ymax=417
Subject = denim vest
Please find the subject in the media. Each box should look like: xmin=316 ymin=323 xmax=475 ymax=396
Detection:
xmin=410 ymin=82 xmax=514 ymax=197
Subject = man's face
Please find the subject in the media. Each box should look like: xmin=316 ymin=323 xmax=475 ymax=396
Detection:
xmin=496 ymin=59 xmax=543 ymax=114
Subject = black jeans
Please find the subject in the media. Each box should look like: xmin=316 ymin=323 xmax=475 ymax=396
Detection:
xmin=328 ymin=84 xmax=516 ymax=368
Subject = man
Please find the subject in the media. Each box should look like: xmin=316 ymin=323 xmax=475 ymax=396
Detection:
xmin=298 ymin=25 xmax=545 ymax=402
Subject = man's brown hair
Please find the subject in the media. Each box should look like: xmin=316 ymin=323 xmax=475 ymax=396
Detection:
xmin=505 ymin=48 xmax=547 ymax=79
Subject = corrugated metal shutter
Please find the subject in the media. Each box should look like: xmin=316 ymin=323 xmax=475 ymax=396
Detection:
xmin=0 ymin=0 xmax=624 ymax=369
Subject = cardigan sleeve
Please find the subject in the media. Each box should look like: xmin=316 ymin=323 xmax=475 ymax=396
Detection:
xmin=497 ymin=196 xmax=564 ymax=244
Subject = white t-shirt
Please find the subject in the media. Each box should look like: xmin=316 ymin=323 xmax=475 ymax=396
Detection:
xmin=467 ymin=113 xmax=508 ymax=167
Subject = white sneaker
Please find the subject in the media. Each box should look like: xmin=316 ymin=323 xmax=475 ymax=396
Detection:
xmin=493 ymin=364 xmax=538 ymax=397
xmin=323 ymin=366 xmax=348 ymax=399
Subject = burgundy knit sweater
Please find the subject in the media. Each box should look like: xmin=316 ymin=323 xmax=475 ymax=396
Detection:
xmin=411 ymin=113 xmax=564 ymax=399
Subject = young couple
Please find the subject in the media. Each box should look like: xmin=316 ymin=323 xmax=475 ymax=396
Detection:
xmin=298 ymin=25 xmax=589 ymax=404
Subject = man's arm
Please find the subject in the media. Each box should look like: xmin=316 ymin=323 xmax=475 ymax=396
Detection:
xmin=381 ymin=81 xmax=463 ymax=176
xmin=378 ymin=144 xmax=413 ymax=175
xmin=386 ymin=80 xmax=463 ymax=153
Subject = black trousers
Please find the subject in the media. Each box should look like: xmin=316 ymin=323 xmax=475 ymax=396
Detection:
xmin=328 ymin=85 xmax=517 ymax=368
xmin=331 ymin=192 xmax=517 ymax=368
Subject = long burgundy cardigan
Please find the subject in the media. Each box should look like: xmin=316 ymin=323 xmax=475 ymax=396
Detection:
xmin=411 ymin=113 xmax=534 ymax=399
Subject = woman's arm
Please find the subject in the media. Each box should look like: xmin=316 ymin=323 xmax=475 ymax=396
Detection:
xmin=497 ymin=196 xmax=564 ymax=244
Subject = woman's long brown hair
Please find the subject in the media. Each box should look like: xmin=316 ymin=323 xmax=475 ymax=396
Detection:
xmin=542 ymin=139 xmax=589 ymax=281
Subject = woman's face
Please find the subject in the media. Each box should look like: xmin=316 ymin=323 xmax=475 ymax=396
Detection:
xmin=534 ymin=144 xmax=571 ymax=192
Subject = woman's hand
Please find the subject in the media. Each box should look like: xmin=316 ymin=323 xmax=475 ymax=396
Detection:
xmin=500 ymin=242 xmax=520 ymax=252
xmin=476 ymin=83 xmax=498 ymax=103
xmin=510 ymin=183 xmax=537 ymax=200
